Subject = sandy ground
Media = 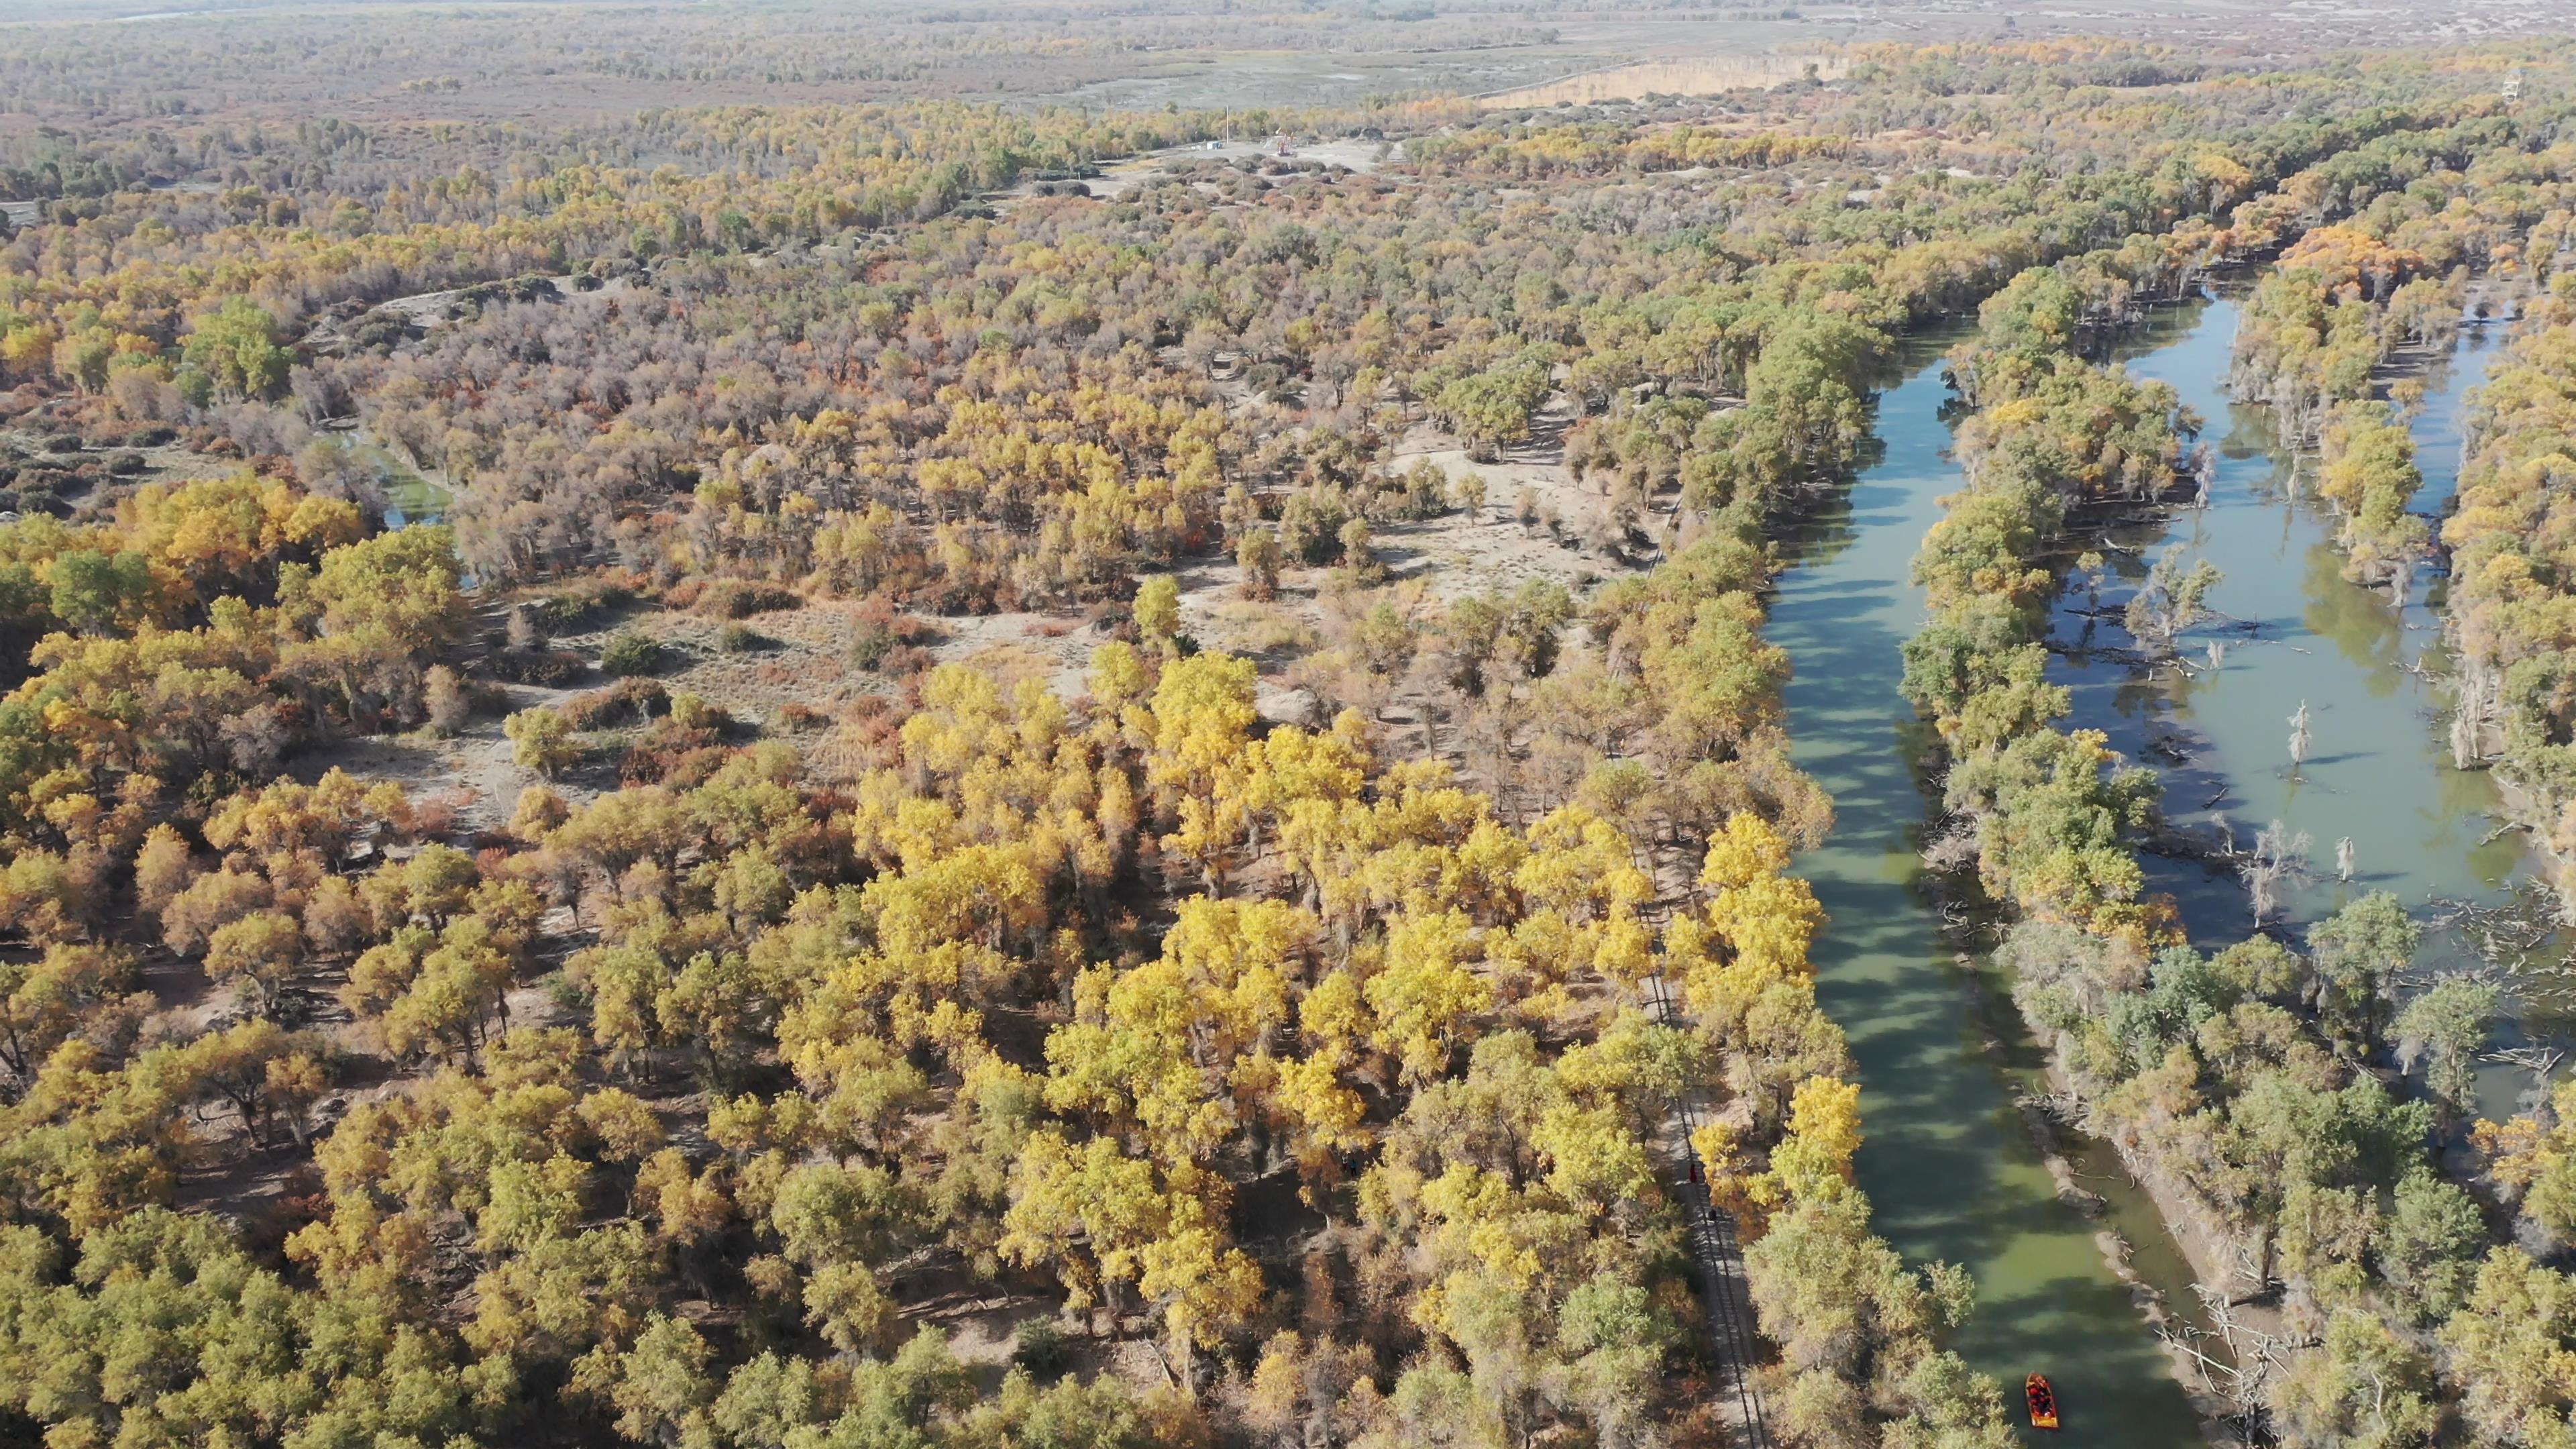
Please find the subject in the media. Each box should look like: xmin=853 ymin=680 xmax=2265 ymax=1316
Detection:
xmin=994 ymin=135 xmax=1399 ymax=211
xmin=1481 ymin=52 xmax=1849 ymax=106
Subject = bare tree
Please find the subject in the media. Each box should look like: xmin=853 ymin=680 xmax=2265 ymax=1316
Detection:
xmin=2336 ymin=836 xmax=2355 ymax=882
xmin=2453 ymin=667 xmax=2500 ymax=769
xmin=2288 ymin=700 xmax=2312 ymax=779
xmin=2241 ymin=819 xmax=2312 ymax=926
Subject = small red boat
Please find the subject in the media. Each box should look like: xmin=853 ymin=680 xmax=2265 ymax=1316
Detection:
xmin=2026 ymin=1373 xmax=2060 ymax=1431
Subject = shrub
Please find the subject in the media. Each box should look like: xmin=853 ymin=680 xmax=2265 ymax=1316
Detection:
xmin=694 ymin=578 xmax=801 ymax=619
xmin=843 ymin=598 xmax=941 ymax=672
xmin=620 ymin=700 xmax=733 ymax=786
xmin=423 ymin=665 xmax=474 ymax=735
xmin=716 ymin=623 xmax=765 ymax=653
xmin=1277 ymin=488 xmax=1350 ymax=564
xmin=504 ymin=706 xmax=578 ymax=775
xmin=668 ymin=692 xmax=732 ymax=733
xmin=600 ymin=630 xmax=666 ymax=677
xmin=486 ymin=648 xmax=586 ymax=685
xmin=532 ymin=578 xmax=631 ymax=630
xmin=559 ymin=678 xmax=669 ymax=730
xmin=1012 ymin=1318 xmax=1069 ymax=1381
xmin=850 ymin=621 xmax=896 ymax=670
xmin=508 ymin=785 xmax=570 ymax=843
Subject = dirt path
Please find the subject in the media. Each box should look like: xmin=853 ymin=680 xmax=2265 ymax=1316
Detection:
xmin=1645 ymin=970 xmax=1775 ymax=1449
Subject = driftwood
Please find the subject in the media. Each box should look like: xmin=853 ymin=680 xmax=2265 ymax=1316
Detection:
xmin=2161 ymin=1285 xmax=2318 ymax=1447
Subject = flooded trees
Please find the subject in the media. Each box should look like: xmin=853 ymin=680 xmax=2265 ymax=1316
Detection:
xmin=2241 ymin=820 xmax=2312 ymax=927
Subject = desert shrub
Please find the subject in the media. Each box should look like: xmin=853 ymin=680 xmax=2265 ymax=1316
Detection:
xmin=621 ymin=699 xmax=734 ymax=786
xmin=669 ymin=693 xmax=731 ymax=733
xmin=694 ymin=579 xmax=801 ymax=619
xmin=423 ymin=665 xmax=474 ymax=735
xmin=486 ymin=648 xmax=586 ymax=685
xmin=1277 ymin=488 xmax=1351 ymax=564
xmin=1012 ymin=1318 xmax=1069 ymax=1381
xmin=847 ymin=598 xmax=936 ymax=670
xmin=532 ymin=578 xmax=632 ymax=630
xmin=504 ymin=706 xmax=579 ymax=775
xmin=716 ymin=623 xmax=766 ymax=653
xmin=508 ymin=785 xmax=570 ymax=843
xmin=600 ymin=630 xmax=666 ymax=677
xmin=850 ymin=621 xmax=896 ymax=669
xmin=559 ymin=678 xmax=670 ymax=730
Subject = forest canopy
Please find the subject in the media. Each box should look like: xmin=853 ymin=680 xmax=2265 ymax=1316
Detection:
xmin=0 ymin=18 xmax=2569 ymax=1449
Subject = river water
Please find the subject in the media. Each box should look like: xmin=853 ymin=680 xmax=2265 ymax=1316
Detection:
xmin=1772 ymin=329 xmax=2210 ymax=1447
xmin=1769 ymin=296 xmax=2567 ymax=1446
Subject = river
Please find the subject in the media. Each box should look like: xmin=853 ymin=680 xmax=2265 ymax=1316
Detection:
xmin=1772 ymin=327 xmax=2211 ymax=1447
xmin=1768 ymin=294 xmax=2573 ymax=1446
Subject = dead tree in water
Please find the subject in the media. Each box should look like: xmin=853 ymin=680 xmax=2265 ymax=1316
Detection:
xmin=2452 ymin=668 xmax=2501 ymax=769
xmin=2336 ymin=837 xmax=2355 ymax=882
xmin=2288 ymin=700 xmax=2313 ymax=780
xmin=2242 ymin=819 xmax=2312 ymax=926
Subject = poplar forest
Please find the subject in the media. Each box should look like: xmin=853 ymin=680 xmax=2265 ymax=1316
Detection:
xmin=0 ymin=5 xmax=2573 ymax=1448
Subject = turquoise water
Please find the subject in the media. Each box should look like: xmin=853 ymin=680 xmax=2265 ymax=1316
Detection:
xmin=2055 ymin=298 xmax=2570 ymax=1122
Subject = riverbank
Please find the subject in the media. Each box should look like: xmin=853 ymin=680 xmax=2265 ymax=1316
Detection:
xmin=1913 ymin=824 xmax=2251 ymax=1441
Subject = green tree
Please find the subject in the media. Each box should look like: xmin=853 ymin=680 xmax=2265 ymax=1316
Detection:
xmin=180 ymin=297 xmax=290 ymax=401
xmin=2393 ymin=977 xmax=2496 ymax=1121
xmin=2309 ymin=892 xmax=2418 ymax=1058
xmin=45 ymin=549 xmax=152 ymax=635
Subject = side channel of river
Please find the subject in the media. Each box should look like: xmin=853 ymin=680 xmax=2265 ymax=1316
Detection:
xmin=1771 ymin=329 xmax=2210 ymax=1448
xmin=2054 ymin=295 xmax=2525 ymax=943
xmin=2058 ymin=294 xmax=2570 ymax=1114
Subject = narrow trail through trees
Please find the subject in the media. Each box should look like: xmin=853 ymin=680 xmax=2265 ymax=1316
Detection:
xmin=1647 ymin=970 xmax=1774 ymax=1449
